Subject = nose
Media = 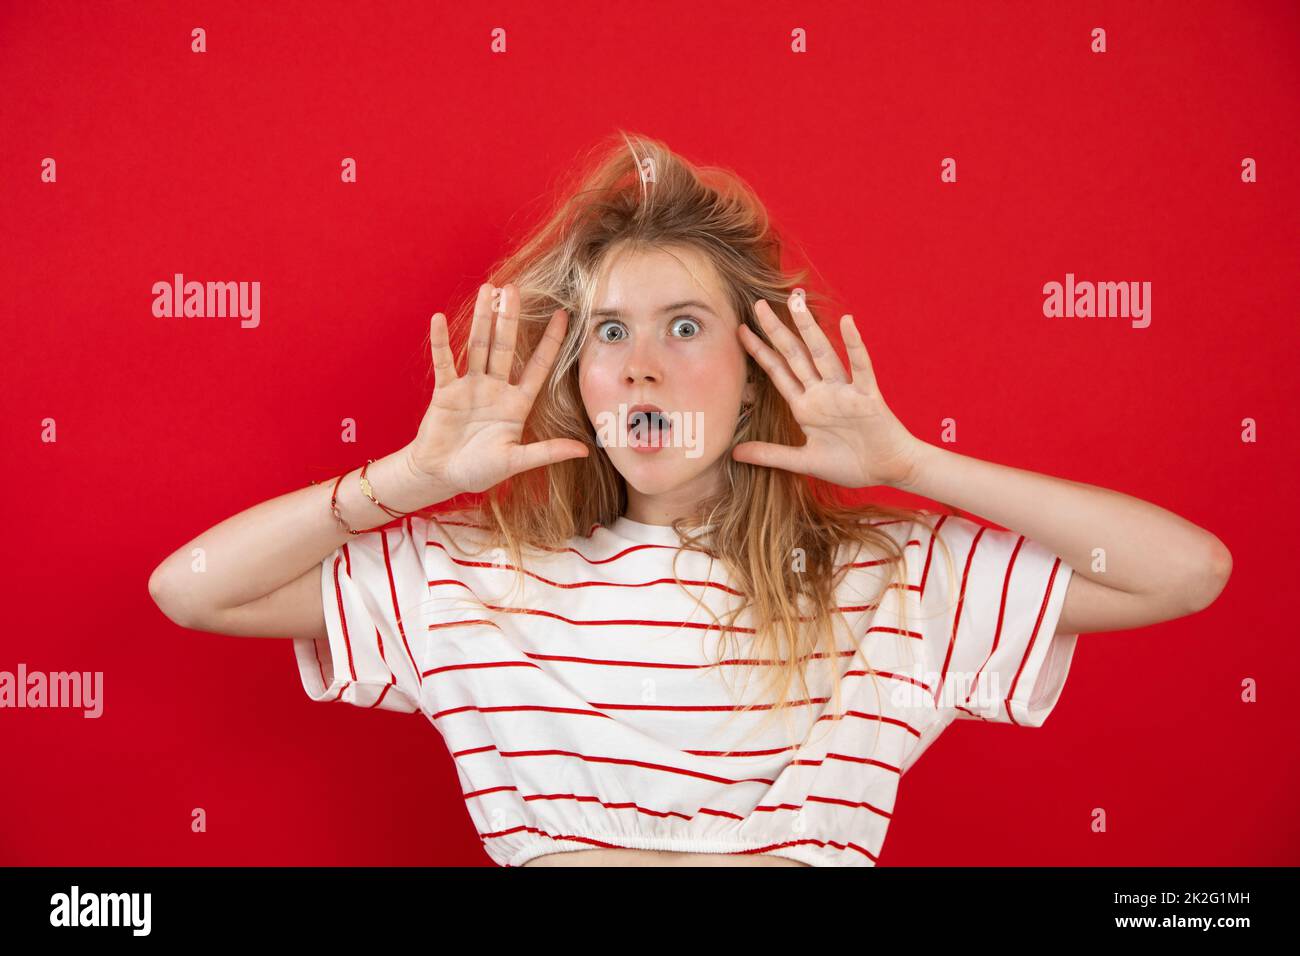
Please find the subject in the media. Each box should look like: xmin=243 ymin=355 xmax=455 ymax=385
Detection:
xmin=621 ymin=337 xmax=663 ymax=385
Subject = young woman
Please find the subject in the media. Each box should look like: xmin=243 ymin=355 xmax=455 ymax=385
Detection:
xmin=148 ymin=132 xmax=1232 ymax=868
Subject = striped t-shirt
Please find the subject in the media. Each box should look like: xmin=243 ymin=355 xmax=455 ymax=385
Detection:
xmin=292 ymin=508 xmax=1078 ymax=867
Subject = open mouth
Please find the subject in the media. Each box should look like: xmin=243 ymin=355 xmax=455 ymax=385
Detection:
xmin=627 ymin=404 xmax=672 ymax=447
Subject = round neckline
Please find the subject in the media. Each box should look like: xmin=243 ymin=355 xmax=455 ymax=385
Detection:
xmin=607 ymin=515 xmax=709 ymax=545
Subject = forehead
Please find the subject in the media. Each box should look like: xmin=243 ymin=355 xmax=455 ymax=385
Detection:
xmin=591 ymin=243 xmax=730 ymax=318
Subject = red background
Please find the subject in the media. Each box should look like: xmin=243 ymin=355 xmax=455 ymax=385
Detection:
xmin=1 ymin=0 xmax=1296 ymax=866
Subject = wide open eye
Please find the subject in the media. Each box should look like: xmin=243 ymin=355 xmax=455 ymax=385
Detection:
xmin=670 ymin=316 xmax=700 ymax=338
xmin=594 ymin=320 xmax=627 ymax=342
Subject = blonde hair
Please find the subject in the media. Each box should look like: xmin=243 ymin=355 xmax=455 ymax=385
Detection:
xmin=417 ymin=130 xmax=957 ymax=755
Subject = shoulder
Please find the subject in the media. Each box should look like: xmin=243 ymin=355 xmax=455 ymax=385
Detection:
xmin=425 ymin=507 xmax=489 ymax=534
xmin=833 ymin=511 xmax=926 ymax=596
xmin=420 ymin=507 xmax=497 ymax=556
xmin=842 ymin=509 xmax=939 ymax=562
xmin=875 ymin=509 xmax=993 ymax=573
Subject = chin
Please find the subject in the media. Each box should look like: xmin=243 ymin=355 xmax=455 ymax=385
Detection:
xmin=610 ymin=450 xmax=723 ymax=495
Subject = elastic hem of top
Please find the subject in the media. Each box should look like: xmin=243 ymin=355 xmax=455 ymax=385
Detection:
xmin=504 ymin=831 xmax=849 ymax=868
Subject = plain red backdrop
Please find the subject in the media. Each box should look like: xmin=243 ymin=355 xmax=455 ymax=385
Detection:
xmin=1 ymin=0 xmax=1296 ymax=866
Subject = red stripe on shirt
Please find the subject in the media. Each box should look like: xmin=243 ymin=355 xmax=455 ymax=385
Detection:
xmin=331 ymin=551 xmax=359 ymax=682
xmin=1001 ymin=556 xmax=1064 ymax=726
xmin=959 ymin=533 xmax=1027 ymax=711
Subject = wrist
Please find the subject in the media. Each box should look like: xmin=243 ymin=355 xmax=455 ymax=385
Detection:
xmin=892 ymin=439 xmax=935 ymax=493
xmin=399 ymin=444 xmax=464 ymax=508
xmin=377 ymin=446 xmax=454 ymax=513
xmin=325 ymin=452 xmax=447 ymax=535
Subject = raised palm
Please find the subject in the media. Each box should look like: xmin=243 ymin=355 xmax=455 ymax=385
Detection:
xmin=409 ymin=282 xmax=588 ymax=495
xmin=733 ymin=294 xmax=921 ymax=490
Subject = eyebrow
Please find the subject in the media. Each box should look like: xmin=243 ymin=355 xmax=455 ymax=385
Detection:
xmin=591 ymin=299 xmax=717 ymax=319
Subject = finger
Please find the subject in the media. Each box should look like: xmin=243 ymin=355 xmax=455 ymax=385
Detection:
xmin=466 ymin=282 xmax=495 ymax=375
xmin=517 ymin=308 xmax=569 ymax=403
xmin=429 ymin=312 xmax=459 ymax=386
xmin=754 ymin=299 xmax=820 ymax=386
xmin=487 ymin=283 xmax=519 ymax=381
xmin=508 ymin=438 xmax=589 ymax=476
xmin=738 ymin=323 xmax=804 ymax=400
xmin=840 ymin=314 xmax=879 ymax=392
xmin=731 ymin=439 xmax=804 ymax=474
xmin=787 ymin=293 xmax=847 ymax=384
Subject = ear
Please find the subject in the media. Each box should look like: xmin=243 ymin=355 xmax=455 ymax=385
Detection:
xmin=741 ymin=376 xmax=757 ymax=405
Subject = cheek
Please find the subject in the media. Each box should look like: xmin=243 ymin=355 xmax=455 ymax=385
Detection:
xmin=576 ymin=352 xmax=617 ymax=413
xmin=687 ymin=353 xmax=747 ymax=446
xmin=687 ymin=344 xmax=746 ymax=400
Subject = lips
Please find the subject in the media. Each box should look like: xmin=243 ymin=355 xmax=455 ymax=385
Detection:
xmin=626 ymin=403 xmax=672 ymax=445
xmin=627 ymin=403 xmax=670 ymax=424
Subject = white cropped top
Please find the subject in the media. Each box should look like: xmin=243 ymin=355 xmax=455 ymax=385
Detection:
xmin=292 ymin=508 xmax=1078 ymax=867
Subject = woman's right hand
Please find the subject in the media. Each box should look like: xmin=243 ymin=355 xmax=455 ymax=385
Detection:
xmin=405 ymin=281 xmax=589 ymax=496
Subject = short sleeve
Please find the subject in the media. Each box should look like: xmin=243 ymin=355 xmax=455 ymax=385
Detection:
xmin=912 ymin=512 xmax=1079 ymax=727
xmin=292 ymin=514 xmax=433 ymax=714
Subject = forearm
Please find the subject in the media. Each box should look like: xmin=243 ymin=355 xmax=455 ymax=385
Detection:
xmin=148 ymin=445 xmax=455 ymax=620
xmin=898 ymin=440 xmax=1230 ymax=603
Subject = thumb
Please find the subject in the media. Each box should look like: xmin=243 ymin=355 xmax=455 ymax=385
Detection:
xmin=732 ymin=440 xmax=802 ymax=473
xmin=508 ymin=438 xmax=590 ymax=476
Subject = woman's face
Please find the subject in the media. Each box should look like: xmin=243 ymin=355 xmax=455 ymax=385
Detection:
xmin=577 ymin=243 xmax=756 ymax=524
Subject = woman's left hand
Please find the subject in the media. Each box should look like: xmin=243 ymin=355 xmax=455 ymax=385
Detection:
xmin=733 ymin=293 xmax=923 ymax=489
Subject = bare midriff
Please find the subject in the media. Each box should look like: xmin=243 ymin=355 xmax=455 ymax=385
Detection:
xmin=522 ymin=848 xmax=810 ymax=867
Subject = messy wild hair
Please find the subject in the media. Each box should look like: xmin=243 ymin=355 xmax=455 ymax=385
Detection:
xmin=415 ymin=130 xmax=958 ymax=756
